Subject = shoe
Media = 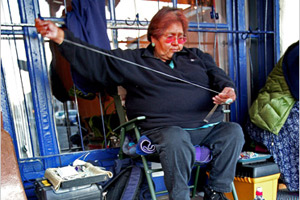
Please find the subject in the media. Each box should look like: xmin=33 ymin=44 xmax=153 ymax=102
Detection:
xmin=203 ymin=186 xmax=229 ymax=200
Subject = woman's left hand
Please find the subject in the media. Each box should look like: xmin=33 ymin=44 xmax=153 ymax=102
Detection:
xmin=212 ymin=87 xmax=236 ymax=105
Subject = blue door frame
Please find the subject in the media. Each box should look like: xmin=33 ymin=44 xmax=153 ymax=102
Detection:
xmin=18 ymin=0 xmax=60 ymax=157
xmin=227 ymin=0 xmax=279 ymax=125
xmin=1 ymin=0 xmax=280 ymax=198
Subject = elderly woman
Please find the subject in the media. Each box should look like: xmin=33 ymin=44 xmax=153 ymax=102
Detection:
xmin=36 ymin=7 xmax=244 ymax=200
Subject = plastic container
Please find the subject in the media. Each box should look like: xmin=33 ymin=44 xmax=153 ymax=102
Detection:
xmin=225 ymin=161 xmax=280 ymax=200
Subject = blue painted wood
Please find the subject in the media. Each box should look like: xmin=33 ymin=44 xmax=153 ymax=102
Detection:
xmin=189 ymin=22 xmax=229 ymax=29
xmin=235 ymin=0 xmax=248 ymax=125
xmin=258 ymin=0 xmax=268 ymax=89
xmin=226 ymin=0 xmax=238 ymax=122
xmin=18 ymin=0 xmax=59 ymax=157
xmin=172 ymin=0 xmax=177 ymax=8
xmin=247 ymin=0 xmax=278 ymax=102
xmin=274 ymin=0 xmax=280 ymax=61
xmin=1 ymin=30 xmax=25 ymax=35
xmin=265 ymin=0 xmax=276 ymax=77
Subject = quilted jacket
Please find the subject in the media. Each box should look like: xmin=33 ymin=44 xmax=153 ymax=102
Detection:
xmin=249 ymin=53 xmax=296 ymax=135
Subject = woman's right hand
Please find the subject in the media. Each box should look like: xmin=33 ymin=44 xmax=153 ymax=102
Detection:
xmin=35 ymin=18 xmax=64 ymax=45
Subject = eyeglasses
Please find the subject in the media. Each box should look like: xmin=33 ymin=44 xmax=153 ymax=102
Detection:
xmin=164 ymin=35 xmax=187 ymax=44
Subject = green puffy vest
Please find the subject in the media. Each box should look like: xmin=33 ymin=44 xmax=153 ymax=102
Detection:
xmin=249 ymin=55 xmax=296 ymax=135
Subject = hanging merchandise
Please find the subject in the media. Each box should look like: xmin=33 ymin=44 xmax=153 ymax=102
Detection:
xmin=65 ymin=0 xmax=111 ymax=93
xmin=49 ymin=0 xmax=111 ymax=102
xmin=63 ymin=0 xmax=115 ymax=125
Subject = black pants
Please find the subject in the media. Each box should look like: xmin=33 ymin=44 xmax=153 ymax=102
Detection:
xmin=143 ymin=122 xmax=245 ymax=200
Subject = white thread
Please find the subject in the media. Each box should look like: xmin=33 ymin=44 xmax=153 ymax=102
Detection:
xmin=63 ymin=39 xmax=220 ymax=94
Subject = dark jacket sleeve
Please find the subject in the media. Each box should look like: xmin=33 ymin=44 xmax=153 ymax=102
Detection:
xmin=194 ymin=48 xmax=235 ymax=92
xmin=282 ymin=41 xmax=299 ymax=100
xmin=58 ymin=30 xmax=125 ymax=91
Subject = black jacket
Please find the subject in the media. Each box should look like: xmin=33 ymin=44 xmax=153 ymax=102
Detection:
xmin=59 ymin=30 xmax=235 ymax=129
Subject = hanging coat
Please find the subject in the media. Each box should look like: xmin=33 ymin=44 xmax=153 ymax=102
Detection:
xmin=249 ymin=42 xmax=299 ymax=134
xmin=65 ymin=0 xmax=111 ymax=93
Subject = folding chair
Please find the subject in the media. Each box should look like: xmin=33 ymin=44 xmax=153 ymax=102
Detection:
xmin=112 ymin=94 xmax=238 ymax=200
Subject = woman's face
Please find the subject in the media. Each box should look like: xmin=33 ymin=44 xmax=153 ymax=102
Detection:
xmin=151 ymin=22 xmax=186 ymax=62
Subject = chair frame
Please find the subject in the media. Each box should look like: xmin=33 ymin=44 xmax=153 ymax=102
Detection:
xmin=112 ymin=94 xmax=238 ymax=200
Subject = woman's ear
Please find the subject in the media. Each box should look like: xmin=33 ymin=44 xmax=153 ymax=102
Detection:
xmin=150 ymin=36 xmax=157 ymax=47
xmin=151 ymin=36 xmax=157 ymax=43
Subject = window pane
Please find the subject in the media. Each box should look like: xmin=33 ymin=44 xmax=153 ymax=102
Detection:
xmin=185 ymin=32 xmax=228 ymax=72
xmin=1 ymin=0 xmax=22 ymax=34
xmin=1 ymin=0 xmax=21 ymax=24
xmin=115 ymin=0 xmax=173 ymax=21
xmin=53 ymin=100 xmax=79 ymax=152
xmin=183 ymin=0 xmax=226 ymax=24
xmin=1 ymin=39 xmax=39 ymax=158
